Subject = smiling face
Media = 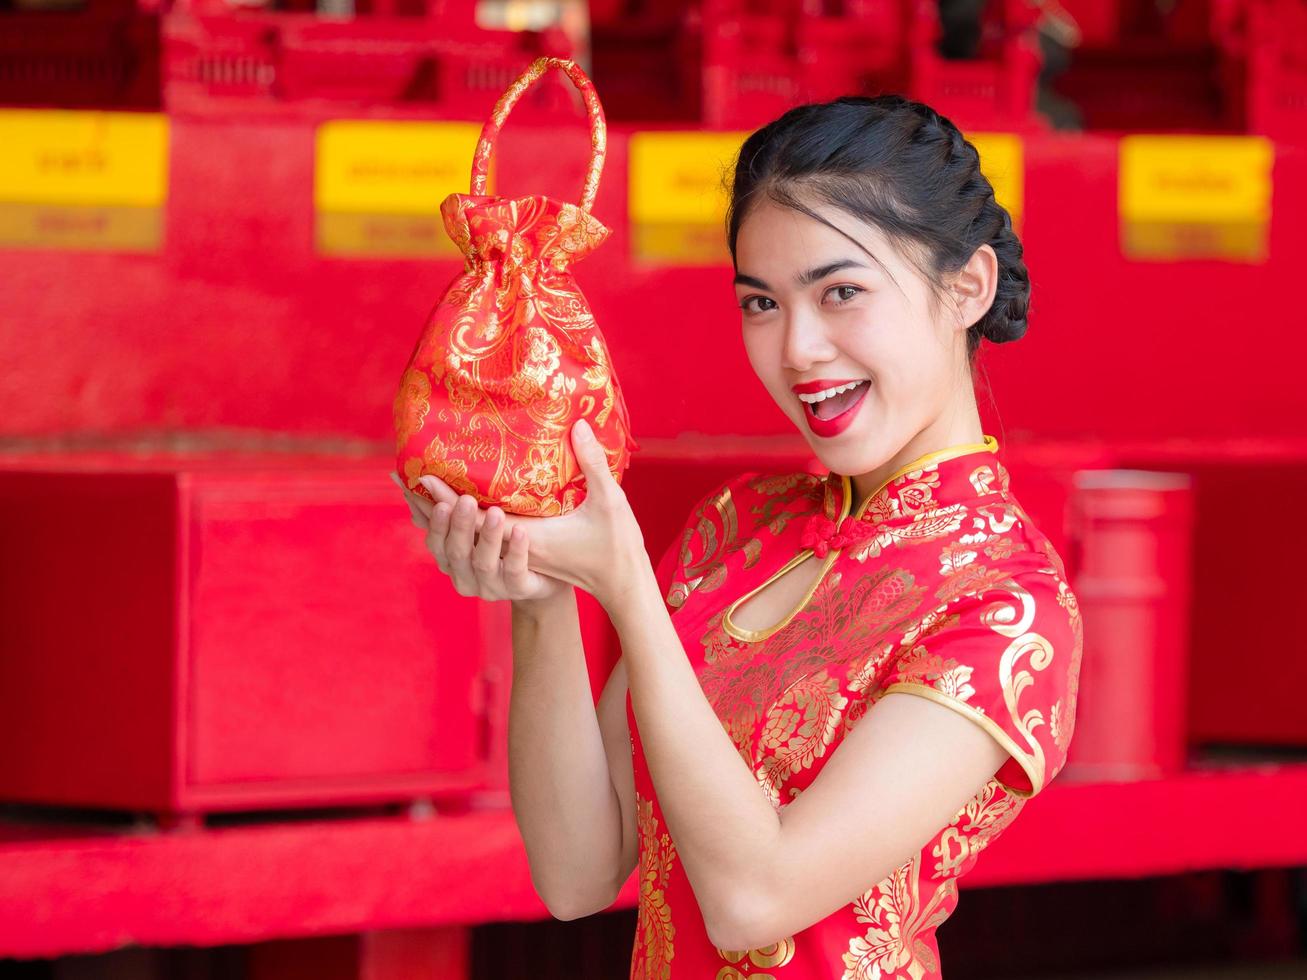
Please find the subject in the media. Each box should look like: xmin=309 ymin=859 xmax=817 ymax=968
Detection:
xmin=732 ymin=195 xmax=991 ymax=502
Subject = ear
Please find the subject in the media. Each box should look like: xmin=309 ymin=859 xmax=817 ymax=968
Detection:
xmin=948 ymin=243 xmax=999 ymax=334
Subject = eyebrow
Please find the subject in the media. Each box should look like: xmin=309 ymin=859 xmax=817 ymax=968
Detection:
xmin=733 ymin=258 xmax=873 ymax=291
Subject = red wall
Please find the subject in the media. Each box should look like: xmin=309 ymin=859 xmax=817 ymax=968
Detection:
xmin=3 ymin=118 xmax=1304 ymax=447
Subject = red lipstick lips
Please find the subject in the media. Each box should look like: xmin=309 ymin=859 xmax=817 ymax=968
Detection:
xmin=791 ymin=378 xmax=865 ymax=394
xmin=794 ymin=378 xmax=870 ymax=438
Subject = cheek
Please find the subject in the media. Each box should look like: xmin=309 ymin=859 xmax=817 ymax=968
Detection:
xmin=741 ymin=332 xmax=785 ymax=389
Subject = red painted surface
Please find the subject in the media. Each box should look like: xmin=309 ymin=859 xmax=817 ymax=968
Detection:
xmin=0 ymin=457 xmax=508 ymax=817
xmin=3 ymin=762 xmax=1307 ymax=958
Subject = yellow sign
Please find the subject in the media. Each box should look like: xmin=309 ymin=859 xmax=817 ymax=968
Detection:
xmin=315 ymin=120 xmax=484 ymax=215
xmin=628 ymin=130 xmax=1023 ymax=264
xmin=0 ymin=109 xmax=168 ymax=250
xmin=629 ymin=131 xmax=748 ymax=226
xmin=1119 ymin=135 xmax=1273 ymax=261
xmin=1120 ymin=135 xmax=1273 ymax=223
xmin=0 ymin=109 xmax=168 ymax=207
xmin=628 ymin=131 xmax=747 ymax=264
xmin=968 ymin=132 xmax=1024 ymax=226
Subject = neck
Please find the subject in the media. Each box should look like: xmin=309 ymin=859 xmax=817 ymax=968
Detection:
xmin=848 ymin=408 xmax=986 ymax=514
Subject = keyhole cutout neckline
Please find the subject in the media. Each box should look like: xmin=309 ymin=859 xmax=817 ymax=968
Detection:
xmin=720 ymin=434 xmax=1000 ymax=643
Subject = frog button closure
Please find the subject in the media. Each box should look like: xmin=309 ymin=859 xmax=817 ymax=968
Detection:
xmin=799 ymin=513 xmax=878 ymax=558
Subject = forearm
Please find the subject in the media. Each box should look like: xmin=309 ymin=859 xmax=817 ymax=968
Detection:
xmin=507 ymin=589 xmax=625 ymax=916
xmin=609 ymin=561 xmax=783 ymax=944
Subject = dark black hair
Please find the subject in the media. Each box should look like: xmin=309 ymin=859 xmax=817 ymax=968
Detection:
xmin=724 ymin=93 xmax=1030 ymax=363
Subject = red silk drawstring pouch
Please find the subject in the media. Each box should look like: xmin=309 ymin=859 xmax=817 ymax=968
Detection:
xmin=393 ymin=56 xmax=639 ymax=516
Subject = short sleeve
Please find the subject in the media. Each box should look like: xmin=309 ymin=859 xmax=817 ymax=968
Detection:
xmin=880 ymin=569 xmax=1083 ymax=798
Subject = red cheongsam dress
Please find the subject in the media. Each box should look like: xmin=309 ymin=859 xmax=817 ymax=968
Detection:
xmin=625 ymin=435 xmax=1083 ymax=980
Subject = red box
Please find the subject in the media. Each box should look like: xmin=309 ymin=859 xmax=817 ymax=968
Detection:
xmin=0 ymin=454 xmax=509 ymax=823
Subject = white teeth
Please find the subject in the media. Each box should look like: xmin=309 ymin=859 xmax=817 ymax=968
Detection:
xmin=797 ymin=380 xmax=867 ymax=404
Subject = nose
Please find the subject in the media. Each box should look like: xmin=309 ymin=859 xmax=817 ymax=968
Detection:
xmin=781 ymin=306 xmax=837 ymax=373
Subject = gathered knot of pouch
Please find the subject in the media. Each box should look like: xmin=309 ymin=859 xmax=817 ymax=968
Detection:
xmin=393 ymin=56 xmax=639 ymax=517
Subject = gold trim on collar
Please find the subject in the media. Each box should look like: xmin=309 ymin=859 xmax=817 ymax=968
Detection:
xmin=720 ymin=434 xmax=999 ymax=644
xmin=845 ymin=434 xmax=1000 ymax=520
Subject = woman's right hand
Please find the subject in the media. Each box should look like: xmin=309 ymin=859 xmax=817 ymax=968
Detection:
xmin=392 ymin=472 xmax=571 ymax=605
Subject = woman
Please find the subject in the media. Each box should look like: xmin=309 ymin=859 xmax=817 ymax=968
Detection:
xmin=393 ymin=94 xmax=1082 ymax=979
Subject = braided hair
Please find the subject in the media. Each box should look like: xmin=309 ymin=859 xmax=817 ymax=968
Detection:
xmin=724 ymin=94 xmax=1030 ymax=362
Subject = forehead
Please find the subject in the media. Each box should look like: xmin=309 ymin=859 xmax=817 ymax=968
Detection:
xmin=734 ymin=197 xmax=904 ymax=283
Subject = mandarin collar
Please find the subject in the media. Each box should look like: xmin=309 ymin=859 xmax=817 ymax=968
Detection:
xmin=818 ymin=435 xmax=1001 ymax=531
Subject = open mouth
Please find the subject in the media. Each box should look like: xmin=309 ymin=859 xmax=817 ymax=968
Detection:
xmin=802 ymin=379 xmax=870 ymax=420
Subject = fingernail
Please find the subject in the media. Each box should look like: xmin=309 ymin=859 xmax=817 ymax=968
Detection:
xmin=419 ymin=475 xmax=435 ymax=492
xmin=390 ymin=472 xmax=405 ymax=490
xmin=574 ymin=418 xmax=592 ymax=440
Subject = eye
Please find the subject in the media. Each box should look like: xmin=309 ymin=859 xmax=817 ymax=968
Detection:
xmin=739 ymin=295 xmax=777 ymax=315
xmin=825 ymin=285 xmax=863 ymax=306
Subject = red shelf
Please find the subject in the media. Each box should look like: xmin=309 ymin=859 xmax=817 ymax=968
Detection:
xmin=2 ymin=760 xmax=1306 ymax=959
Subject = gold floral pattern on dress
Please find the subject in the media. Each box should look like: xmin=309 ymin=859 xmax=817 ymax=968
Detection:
xmin=934 ymin=562 xmax=1012 ymax=605
xmin=892 ymin=643 xmax=978 ymax=704
xmin=756 ymin=668 xmax=849 ymax=809
xmin=930 ymin=781 xmax=1023 ymax=879
xmin=841 ymin=852 xmax=955 ymax=980
xmin=628 ymin=441 xmax=1082 ymax=978
xmin=670 ymin=475 xmax=821 ymax=610
xmin=714 ymin=935 xmax=796 ymax=978
xmin=633 ymin=792 xmax=677 ymax=980
xmin=848 ymin=505 xmax=968 ymax=563
xmin=700 ymin=565 xmax=910 ymax=765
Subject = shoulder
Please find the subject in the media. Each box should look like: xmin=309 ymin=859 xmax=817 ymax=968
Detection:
xmin=658 ymin=466 xmax=825 ymax=610
xmin=934 ymin=485 xmax=1082 ymax=654
xmin=682 ymin=467 xmax=826 ymax=540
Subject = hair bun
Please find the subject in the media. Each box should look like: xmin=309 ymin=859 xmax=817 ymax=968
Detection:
xmin=975 ymin=204 xmax=1030 ymax=346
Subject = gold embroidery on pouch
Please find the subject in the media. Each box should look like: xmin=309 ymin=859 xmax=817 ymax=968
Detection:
xmin=393 ymin=369 xmax=431 ymax=453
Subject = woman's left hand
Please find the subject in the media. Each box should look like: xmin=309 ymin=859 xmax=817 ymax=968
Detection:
xmin=407 ymin=418 xmax=650 ymax=612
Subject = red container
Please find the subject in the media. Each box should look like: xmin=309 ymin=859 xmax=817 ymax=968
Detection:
xmin=1065 ymin=470 xmax=1196 ymax=781
xmin=0 ymin=455 xmax=509 ymax=824
xmin=162 ymin=9 xmax=561 ymax=119
xmin=0 ymin=5 xmax=162 ymax=111
xmin=908 ymin=0 xmax=1044 ymax=130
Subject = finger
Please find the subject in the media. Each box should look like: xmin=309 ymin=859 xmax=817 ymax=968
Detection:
xmin=408 ymin=499 xmax=430 ymax=530
xmin=407 ymin=489 xmax=433 ymax=522
xmin=570 ymin=418 xmax=616 ymax=504
xmin=443 ymin=495 xmax=481 ymax=595
xmin=471 ymin=505 xmax=506 ymax=591
xmin=393 ymin=471 xmax=434 ymax=525
xmin=418 ymin=474 xmax=461 ymax=509
xmin=502 ymin=524 xmax=534 ymax=595
xmin=425 ymin=502 xmax=452 ymax=572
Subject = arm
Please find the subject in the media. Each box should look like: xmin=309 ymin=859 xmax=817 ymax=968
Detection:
xmin=508 ymin=594 xmax=638 ymax=920
xmin=609 ymin=567 xmax=1010 ymax=951
xmin=392 ymin=473 xmax=637 ymax=922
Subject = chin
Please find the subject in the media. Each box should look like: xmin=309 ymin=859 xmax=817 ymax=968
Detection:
xmin=807 ymin=430 xmax=891 ymax=478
